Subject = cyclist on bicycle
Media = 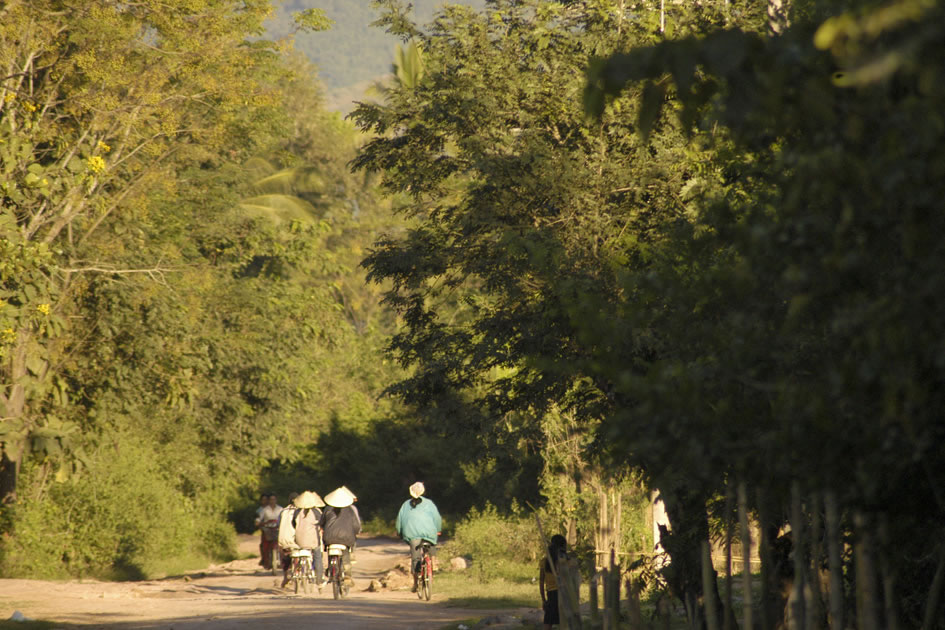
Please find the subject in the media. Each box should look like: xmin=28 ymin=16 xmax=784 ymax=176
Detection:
xmin=320 ymin=486 xmax=361 ymax=586
xmin=395 ymin=481 xmax=442 ymax=592
xmin=292 ymin=490 xmax=326 ymax=589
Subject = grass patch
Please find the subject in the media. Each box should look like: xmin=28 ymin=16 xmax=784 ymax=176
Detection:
xmin=434 ymin=568 xmax=539 ymax=609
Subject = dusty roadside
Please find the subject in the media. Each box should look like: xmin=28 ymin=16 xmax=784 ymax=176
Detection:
xmin=0 ymin=535 xmax=533 ymax=629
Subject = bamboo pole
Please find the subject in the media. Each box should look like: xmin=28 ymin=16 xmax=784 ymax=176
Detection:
xmin=824 ymin=490 xmax=844 ymax=630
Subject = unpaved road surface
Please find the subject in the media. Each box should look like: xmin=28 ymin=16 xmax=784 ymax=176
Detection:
xmin=0 ymin=535 xmax=533 ymax=629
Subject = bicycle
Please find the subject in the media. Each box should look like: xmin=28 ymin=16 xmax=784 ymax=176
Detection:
xmin=288 ymin=549 xmax=317 ymax=595
xmin=415 ymin=541 xmax=434 ymax=601
xmin=326 ymin=543 xmax=351 ymax=600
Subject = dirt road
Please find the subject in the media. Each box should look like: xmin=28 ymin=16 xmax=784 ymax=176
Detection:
xmin=0 ymin=535 xmax=532 ymax=629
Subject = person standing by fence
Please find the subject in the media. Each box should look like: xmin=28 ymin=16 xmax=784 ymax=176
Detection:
xmin=540 ymin=534 xmax=568 ymax=630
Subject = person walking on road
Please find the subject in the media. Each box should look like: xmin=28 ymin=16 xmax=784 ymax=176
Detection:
xmin=254 ymin=493 xmax=269 ymax=566
xmin=257 ymin=493 xmax=282 ymax=570
xmin=395 ymin=481 xmax=442 ymax=592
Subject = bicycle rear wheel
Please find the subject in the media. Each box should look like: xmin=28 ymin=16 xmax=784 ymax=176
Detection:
xmin=330 ymin=558 xmax=343 ymax=599
xmin=421 ymin=556 xmax=433 ymax=600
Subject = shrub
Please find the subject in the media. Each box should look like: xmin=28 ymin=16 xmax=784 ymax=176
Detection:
xmin=443 ymin=503 xmax=542 ymax=582
xmin=0 ymin=433 xmax=235 ymax=579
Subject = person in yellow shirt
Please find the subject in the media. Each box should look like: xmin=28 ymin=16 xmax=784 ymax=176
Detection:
xmin=539 ymin=534 xmax=568 ymax=629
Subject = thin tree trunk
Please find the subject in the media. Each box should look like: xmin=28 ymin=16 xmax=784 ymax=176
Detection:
xmin=790 ymin=481 xmax=807 ymax=630
xmin=604 ymin=551 xmax=619 ymax=630
xmin=739 ymin=481 xmax=753 ymax=630
xmin=725 ymin=484 xmax=736 ymax=630
xmin=628 ymin=576 xmax=643 ymax=630
xmin=703 ymin=540 xmax=721 ymax=630
xmin=757 ymin=487 xmax=775 ymax=630
xmin=824 ymin=490 xmax=844 ymax=630
xmin=920 ymin=544 xmax=945 ymax=630
xmin=854 ymin=511 xmax=880 ymax=630
xmin=807 ymin=491 xmax=823 ymax=630
xmin=877 ymin=516 xmax=898 ymax=630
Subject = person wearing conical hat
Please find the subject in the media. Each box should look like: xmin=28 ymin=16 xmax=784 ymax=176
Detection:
xmin=319 ymin=486 xmax=361 ymax=585
xmin=396 ymin=481 xmax=442 ymax=592
xmin=289 ymin=490 xmax=327 ymax=590
xmin=277 ymin=492 xmax=300 ymax=588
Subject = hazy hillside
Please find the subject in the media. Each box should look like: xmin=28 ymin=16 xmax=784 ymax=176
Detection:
xmin=267 ymin=0 xmax=484 ymax=111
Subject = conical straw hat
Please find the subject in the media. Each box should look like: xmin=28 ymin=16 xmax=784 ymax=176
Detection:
xmin=293 ymin=490 xmax=325 ymax=509
xmin=324 ymin=486 xmax=356 ymax=508
xmin=409 ymin=481 xmax=425 ymax=499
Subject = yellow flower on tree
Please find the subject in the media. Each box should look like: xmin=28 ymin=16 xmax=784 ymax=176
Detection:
xmin=96 ymin=140 xmax=111 ymax=153
xmin=86 ymin=155 xmax=106 ymax=174
xmin=1 ymin=328 xmax=15 ymax=343
xmin=37 ymin=303 xmax=50 ymax=316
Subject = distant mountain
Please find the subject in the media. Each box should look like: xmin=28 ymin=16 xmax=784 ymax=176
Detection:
xmin=267 ymin=0 xmax=485 ymax=111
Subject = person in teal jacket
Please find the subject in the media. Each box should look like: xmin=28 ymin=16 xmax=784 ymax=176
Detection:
xmin=395 ymin=481 xmax=442 ymax=591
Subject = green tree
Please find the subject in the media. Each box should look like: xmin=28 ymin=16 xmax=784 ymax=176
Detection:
xmin=584 ymin=0 xmax=945 ymax=626
xmin=352 ymin=1 xmax=764 ymax=622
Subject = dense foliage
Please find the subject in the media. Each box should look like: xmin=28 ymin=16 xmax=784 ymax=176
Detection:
xmin=354 ymin=0 xmax=945 ymax=627
xmin=0 ymin=0 xmax=398 ymax=577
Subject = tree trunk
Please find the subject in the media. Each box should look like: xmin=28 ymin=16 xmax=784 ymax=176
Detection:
xmin=920 ymin=545 xmax=945 ymax=630
xmin=739 ymin=482 xmax=754 ymax=630
xmin=659 ymin=483 xmax=725 ymax=630
xmin=789 ymin=481 xmax=807 ymax=630
xmin=703 ymin=540 xmax=721 ymax=630
xmin=724 ymin=484 xmax=736 ymax=630
xmin=854 ymin=511 xmax=880 ymax=630
xmin=824 ymin=490 xmax=844 ymax=630
xmin=807 ymin=491 xmax=824 ymax=630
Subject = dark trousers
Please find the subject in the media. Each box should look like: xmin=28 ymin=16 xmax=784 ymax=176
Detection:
xmin=409 ymin=538 xmax=436 ymax=575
